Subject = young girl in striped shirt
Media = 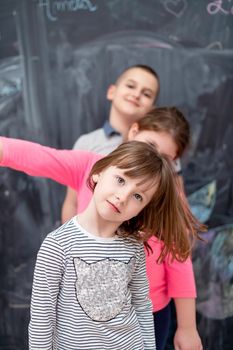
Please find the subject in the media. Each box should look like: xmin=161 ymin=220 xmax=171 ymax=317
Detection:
xmin=0 ymin=138 xmax=204 ymax=349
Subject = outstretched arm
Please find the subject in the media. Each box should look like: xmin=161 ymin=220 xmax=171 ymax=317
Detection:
xmin=0 ymin=137 xmax=100 ymax=190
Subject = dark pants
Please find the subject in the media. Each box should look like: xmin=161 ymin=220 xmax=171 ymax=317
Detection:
xmin=153 ymin=302 xmax=171 ymax=350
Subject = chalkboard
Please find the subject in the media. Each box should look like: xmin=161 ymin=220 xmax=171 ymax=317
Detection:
xmin=0 ymin=0 xmax=233 ymax=349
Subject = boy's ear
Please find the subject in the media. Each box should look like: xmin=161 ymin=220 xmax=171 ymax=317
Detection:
xmin=106 ymin=84 xmax=116 ymax=101
xmin=92 ymin=174 xmax=99 ymax=183
xmin=127 ymin=123 xmax=139 ymax=141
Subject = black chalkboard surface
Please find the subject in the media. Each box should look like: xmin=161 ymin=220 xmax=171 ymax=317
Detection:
xmin=0 ymin=0 xmax=233 ymax=349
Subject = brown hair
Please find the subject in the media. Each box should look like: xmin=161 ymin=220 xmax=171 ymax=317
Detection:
xmin=136 ymin=106 xmax=190 ymax=158
xmin=87 ymin=141 xmax=206 ymax=262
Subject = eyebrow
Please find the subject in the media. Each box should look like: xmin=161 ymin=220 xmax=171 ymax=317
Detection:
xmin=118 ymin=170 xmax=154 ymax=189
xmin=148 ymin=140 xmax=157 ymax=147
xmin=125 ymin=79 xmax=155 ymax=93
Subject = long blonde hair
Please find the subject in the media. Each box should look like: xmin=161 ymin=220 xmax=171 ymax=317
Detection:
xmin=87 ymin=141 xmax=206 ymax=262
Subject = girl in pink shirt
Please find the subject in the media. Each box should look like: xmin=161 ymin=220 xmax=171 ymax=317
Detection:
xmin=0 ymin=107 xmax=204 ymax=350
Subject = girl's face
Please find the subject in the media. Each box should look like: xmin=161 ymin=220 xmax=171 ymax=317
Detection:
xmin=92 ymin=166 xmax=156 ymax=226
xmin=128 ymin=124 xmax=178 ymax=161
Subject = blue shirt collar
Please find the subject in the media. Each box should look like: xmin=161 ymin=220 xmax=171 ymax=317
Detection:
xmin=103 ymin=120 xmax=121 ymax=137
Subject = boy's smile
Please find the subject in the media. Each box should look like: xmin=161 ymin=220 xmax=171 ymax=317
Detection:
xmin=107 ymin=67 xmax=159 ymax=124
xmin=125 ymin=96 xmax=140 ymax=107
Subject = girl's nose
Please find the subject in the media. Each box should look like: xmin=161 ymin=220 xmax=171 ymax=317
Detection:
xmin=115 ymin=190 xmax=129 ymax=203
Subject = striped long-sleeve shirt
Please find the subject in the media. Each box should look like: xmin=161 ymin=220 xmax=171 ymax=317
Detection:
xmin=29 ymin=217 xmax=156 ymax=350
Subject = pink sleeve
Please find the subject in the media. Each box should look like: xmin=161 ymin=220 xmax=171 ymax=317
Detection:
xmin=165 ymin=255 xmax=197 ymax=298
xmin=0 ymin=137 xmax=101 ymax=190
xmin=146 ymin=238 xmax=196 ymax=311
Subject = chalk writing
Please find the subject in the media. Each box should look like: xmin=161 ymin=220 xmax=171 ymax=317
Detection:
xmin=35 ymin=0 xmax=98 ymax=21
xmin=164 ymin=0 xmax=187 ymax=18
xmin=206 ymin=41 xmax=223 ymax=50
xmin=207 ymin=0 xmax=233 ymax=15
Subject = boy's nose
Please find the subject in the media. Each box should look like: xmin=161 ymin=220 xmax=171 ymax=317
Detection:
xmin=132 ymin=89 xmax=141 ymax=99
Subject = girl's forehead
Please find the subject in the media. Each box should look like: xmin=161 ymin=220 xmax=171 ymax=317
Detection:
xmin=110 ymin=165 xmax=158 ymax=187
xmin=136 ymin=131 xmax=177 ymax=160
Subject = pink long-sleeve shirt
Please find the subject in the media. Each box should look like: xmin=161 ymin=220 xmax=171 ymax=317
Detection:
xmin=0 ymin=137 xmax=196 ymax=311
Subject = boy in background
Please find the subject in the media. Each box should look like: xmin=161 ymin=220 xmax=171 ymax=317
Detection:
xmin=61 ymin=64 xmax=160 ymax=222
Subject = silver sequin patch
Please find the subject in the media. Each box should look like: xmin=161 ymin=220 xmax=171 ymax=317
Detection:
xmin=73 ymin=257 xmax=135 ymax=321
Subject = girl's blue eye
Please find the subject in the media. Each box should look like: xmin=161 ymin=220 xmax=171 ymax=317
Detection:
xmin=134 ymin=193 xmax=142 ymax=201
xmin=116 ymin=176 xmax=125 ymax=185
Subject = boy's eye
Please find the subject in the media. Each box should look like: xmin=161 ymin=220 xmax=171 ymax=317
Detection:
xmin=143 ymin=92 xmax=152 ymax=98
xmin=134 ymin=193 xmax=143 ymax=202
xmin=126 ymin=84 xmax=134 ymax=89
xmin=116 ymin=176 xmax=125 ymax=185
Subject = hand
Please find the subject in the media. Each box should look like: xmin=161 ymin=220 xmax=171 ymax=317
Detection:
xmin=174 ymin=326 xmax=203 ymax=350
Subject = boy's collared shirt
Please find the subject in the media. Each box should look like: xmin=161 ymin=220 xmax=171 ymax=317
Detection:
xmin=103 ymin=120 xmax=120 ymax=137
xmin=73 ymin=121 xmax=122 ymax=155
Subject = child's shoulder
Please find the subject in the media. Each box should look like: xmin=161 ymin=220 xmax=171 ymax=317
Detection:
xmin=73 ymin=127 xmax=122 ymax=155
xmin=73 ymin=128 xmax=105 ymax=150
xmin=121 ymin=235 xmax=145 ymax=253
xmin=48 ymin=217 xmax=79 ymax=244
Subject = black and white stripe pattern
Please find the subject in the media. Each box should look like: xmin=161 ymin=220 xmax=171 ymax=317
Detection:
xmin=29 ymin=218 xmax=156 ymax=349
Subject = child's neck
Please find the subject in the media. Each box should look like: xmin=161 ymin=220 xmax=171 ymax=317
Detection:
xmin=109 ymin=112 xmax=131 ymax=141
xmin=77 ymin=200 xmax=120 ymax=239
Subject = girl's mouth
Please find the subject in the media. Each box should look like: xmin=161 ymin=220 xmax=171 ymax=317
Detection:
xmin=106 ymin=200 xmax=121 ymax=213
